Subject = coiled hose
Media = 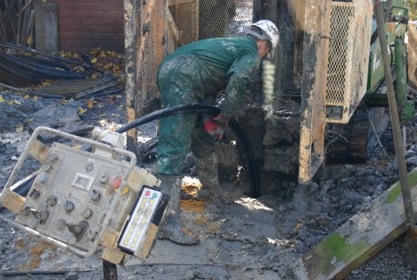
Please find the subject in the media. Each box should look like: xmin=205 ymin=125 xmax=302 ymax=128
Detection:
xmin=4 ymin=104 xmax=260 ymax=209
xmin=115 ymin=104 xmax=260 ymax=198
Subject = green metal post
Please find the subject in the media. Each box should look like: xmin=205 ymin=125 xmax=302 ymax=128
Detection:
xmin=395 ymin=36 xmax=414 ymax=124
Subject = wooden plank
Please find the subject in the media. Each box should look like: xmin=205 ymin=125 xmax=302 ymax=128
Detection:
xmin=3 ymin=0 xmax=18 ymax=39
xmin=155 ymin=0 xmax=166 ymax=75
xmin=60 ymin=32 xmax=124 ymax=40
xmin=57 ymin=3 xmax=122 ymax=11
xmin=16 ymin=0 xmax=22 ymax=44
xmin=58 ymin=10 xmax=123 ymax=19
xmin=166 ymin=9 xmax=180 ymax=45
xmin=59 ymin=17 xmax=123 ymax=26
xmin=34 ymin=2 xmax=58 ymax=54
xmin=61 ymin=40 xmax=124 ymax=53
xmin=19 ymin=0 xmax=34 ymax=14
xmin=49 ymin=0 xmax=122 ymax=3
xmin=294 ymin=167 xmax=417 ymax=280
xmin=408 ymin=22 xmax=417 ymax=91
xmin=0 ymin=0 xmax=18 ymax=26
xmin=26 ymin=9 xmax=35 ymax=47
xmin=0 ymin=6 xmax=7 ymax=40
xmin=61 ymin=40 xmax=123 ymax=49
xmin=59 ymin=25 xmax=124 ymax=34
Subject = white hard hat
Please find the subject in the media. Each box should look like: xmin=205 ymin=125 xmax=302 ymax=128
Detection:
xmin=244 ymin=20 xmax=279 ymax=57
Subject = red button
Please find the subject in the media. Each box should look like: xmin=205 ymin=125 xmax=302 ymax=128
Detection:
xmin=109 ymin=176 xmax=122 ymax=188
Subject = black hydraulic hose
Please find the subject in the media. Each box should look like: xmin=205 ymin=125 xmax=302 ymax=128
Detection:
xmin=0 ymin=52 xmax=88 ymax=80
xmin=9 ymin=54 xmax=74 ymax=72
xmin=115 ymin=104 xmax=261 ymax=198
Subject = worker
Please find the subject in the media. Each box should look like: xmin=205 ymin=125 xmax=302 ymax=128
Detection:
xmin=157 ymin=20 xmax=279 ymax=245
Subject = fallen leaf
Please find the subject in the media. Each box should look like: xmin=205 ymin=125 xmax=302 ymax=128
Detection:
xmin=8 ymin=100 xmax=13 ymax=105
xmin=24 ymin=95 xmax=30 ymax=100
xmin=72 ymin=144 xmax=82 ymax=149
xmin=14 ymin=100 xmax=22 ymax=105
xmin=99 ymin=118 xmax=110 ymax=124
xmin=0 ymin=95 xmax=4 ymax=103
xmin=61 ymin=98 xmax=67 ymax=105
xmin=99 ymin=113 xmax=106 ymax=117
xmin=26 ymin=118 xmax=34 ymax=123
xmin=33 ymin=96 xmax=38 ymax=101
xmin=78 ymin=107 xmax=87 ymax=114
xmin=109 ymin=123 xmax=117 ymax=131
xmin=90 ymin=57 xmax=98 ymax=64
xmin=15 ymin=124 xmax=24 ymax=133
xmin=27 ymin=36 xmax=33 ymax=45
xmin=86 ymin=100 xmax=94 ymax=108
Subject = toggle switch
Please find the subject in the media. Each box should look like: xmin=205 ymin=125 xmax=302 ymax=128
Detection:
xmin=48 ymin=153 xmax=59 ymax=162
xmin=66 ymin=220 xmax=89 ymax=242
xmin=64 ymin=200 xmax=75 ymax=213
xmin=45 ymin=195 xmax=58 ymax=206
xmin=29 ymin=189 xmax=41 ymax=199
xmin=91 ymin=189 xmax=102 ymax=202
xmin=81 ymin=208 xmax=93 ymax=219
xmin=56 ymin=219 xmax=66 ymax=230
xmin=31 ymin=209 xmax=49 ymax=225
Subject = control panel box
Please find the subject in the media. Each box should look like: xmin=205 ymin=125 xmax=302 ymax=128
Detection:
xmin=0 ymin=126 xmax=169 ymax=264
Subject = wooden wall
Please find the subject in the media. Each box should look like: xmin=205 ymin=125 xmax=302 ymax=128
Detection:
xmin=48 ymin=0 xmax=124 ymax=53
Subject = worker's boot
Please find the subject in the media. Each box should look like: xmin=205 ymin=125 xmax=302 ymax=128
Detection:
xmin=158 ymin=175 xmax=199 ymax=245
xmin=195 ymin=153 xmax=225 ymax=202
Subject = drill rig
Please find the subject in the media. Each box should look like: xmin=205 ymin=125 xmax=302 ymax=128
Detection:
xmin=296 ymin=0 xmax=413 ymax=184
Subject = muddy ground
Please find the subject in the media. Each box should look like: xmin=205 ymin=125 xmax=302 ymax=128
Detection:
xmin=1 ymin=89 xmax=417 ymax=280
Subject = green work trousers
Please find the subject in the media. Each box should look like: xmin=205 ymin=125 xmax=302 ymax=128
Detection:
xmin=156 ymin=55 xmax=217 ymax=175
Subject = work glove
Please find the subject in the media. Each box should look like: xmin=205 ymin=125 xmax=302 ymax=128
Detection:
xmin=203 ymin=114 xmax=232 ymax=140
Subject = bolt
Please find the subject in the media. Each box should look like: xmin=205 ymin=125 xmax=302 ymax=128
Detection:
xmin=43 ymin=164 xmax=53 ymax=173
xmin=49 ymin=153 xmax=58 ymax=162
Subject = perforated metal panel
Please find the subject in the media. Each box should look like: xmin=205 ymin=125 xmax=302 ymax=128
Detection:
xmin=167 ymin=0 xmax=199 ymax=53
xmin=325 ymin=0 xmax=373 ymax=123
xmin=199 ymin=0 xmax=253 ymax=40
